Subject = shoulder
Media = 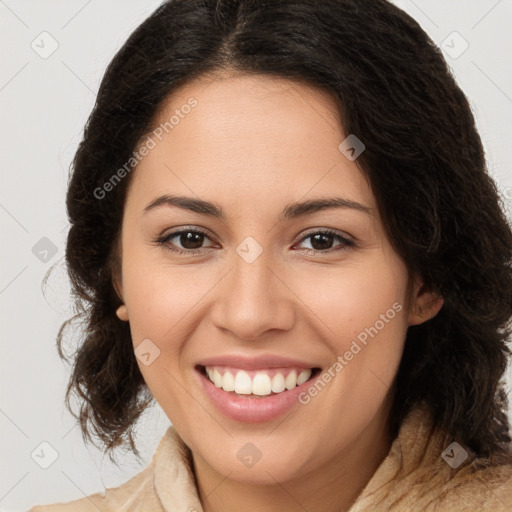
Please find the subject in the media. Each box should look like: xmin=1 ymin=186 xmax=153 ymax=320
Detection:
xmin=402 ymin=404 xmax=512 ymax=511
xmin=357 ymin=454 xmax=512 ymax=511
xmin=27 ymin=427 xmax=189 ymax=512
xmin=351 ymin=403 xmax=512 ymax=511
xmin=27 ymin=461 xmax=162 ymax=512
xmin=428 ymin=459 xmax=512 ymax=511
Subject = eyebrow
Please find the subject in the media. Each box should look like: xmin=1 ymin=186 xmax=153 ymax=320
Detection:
xmin=144 ymin=194 xmax=374 ymax=220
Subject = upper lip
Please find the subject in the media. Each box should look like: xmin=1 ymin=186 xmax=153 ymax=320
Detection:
xmin=197 ymin=354 xmax=320 ymax=370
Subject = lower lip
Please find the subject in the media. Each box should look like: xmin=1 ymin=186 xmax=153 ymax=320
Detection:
xmin=196 ymin=367 xmax=318 ymax=423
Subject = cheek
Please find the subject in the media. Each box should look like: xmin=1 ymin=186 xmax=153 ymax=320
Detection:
xmin=121 ymin=244 xmax=213 ymax=342
xmin=292 ymin=249 xmax=410 ymax=399
xmin=120 ymin=258 xmax=222 ymax=400
xmin=294 ymin=254 xmax=408 ymax=345
xmin=294 ymin=259 xmax=409 ymax=438
xmin=121 ymin=263 xmax=205 ymax=416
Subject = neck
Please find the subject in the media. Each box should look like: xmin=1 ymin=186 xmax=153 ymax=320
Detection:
xmin=192 ymin=401 xmax=394 ymax=512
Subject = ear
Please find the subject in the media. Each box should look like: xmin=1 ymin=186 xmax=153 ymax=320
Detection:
xmin=116 ymin=304 xmax=129 ymax=322
xmin=112 ymin=274 xmax=129 ymax=322
xmin=408 ymin=277 xmax=444 ymax=326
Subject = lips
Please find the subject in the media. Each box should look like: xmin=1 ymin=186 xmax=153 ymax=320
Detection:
xmin=194 ymin=354 xmax=322 ymax=422
xmin=197 ymin=354 xmax=320 ymax=370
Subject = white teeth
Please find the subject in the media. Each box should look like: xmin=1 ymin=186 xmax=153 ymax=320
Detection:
xmin=271 ymin=373 xmax=286 ymax=393
xmin=297 ymin=369 xmax=311 ymax=385
xmin=205 ymin=367 xmax=313 ymax=396
xmin=222 ymin=371 xmax=235 ymax=392
xmin=234 ymin=370 xmax=252 ymax=394
xmin=212 ymin=369 xmax=223 ymax=388
xmin=285 ymin=370 xmax=297 ymax=390
xmin=252 ymin=373 xmax=272 ymax=396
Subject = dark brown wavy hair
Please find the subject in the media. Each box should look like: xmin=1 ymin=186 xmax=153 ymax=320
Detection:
xmin=56 ymin=0 xmax=512 ymax=465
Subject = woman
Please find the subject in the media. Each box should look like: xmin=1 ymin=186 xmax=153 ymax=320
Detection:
xmin=31 ymin=0 xmax=512 ymax=510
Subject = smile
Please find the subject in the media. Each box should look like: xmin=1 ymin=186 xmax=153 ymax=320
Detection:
xmin=204 ymin=366 xmax=314 ymax=396
xmin=195 ymin=357 xmax=322 ymax=423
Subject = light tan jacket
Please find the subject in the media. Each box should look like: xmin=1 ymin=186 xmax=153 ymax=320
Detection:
xmin=29 ymin=403 xmax=512 ymax=511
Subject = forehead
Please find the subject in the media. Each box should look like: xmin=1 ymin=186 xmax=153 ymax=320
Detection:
xmin=127 ymin=73 xmax=376 ymax=220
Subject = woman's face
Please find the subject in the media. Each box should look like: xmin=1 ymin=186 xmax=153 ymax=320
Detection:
xmin=115 ymin=73 xmax=440 ymax=484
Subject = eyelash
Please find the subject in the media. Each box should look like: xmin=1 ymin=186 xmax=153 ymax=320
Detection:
xmin=155 ymin=227 xmax=356 ymax=256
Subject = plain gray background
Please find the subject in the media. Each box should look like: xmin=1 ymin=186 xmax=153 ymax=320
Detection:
xmin=1 ymin=1 xmax=511 ymax=510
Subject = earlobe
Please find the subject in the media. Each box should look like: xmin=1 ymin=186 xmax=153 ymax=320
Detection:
xmin=116 ymin=304 xmax=129 ymax=321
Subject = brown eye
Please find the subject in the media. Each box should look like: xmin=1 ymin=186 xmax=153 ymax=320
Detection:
xmin=157 ymin=228 xmax=215 ymax=255
xmin=176 ymin=231 xmax=205 ymax=250
xmin=309 ymin=233 xmax=335 ymax=251
xmin=296 ymin=230 xmax=355 ymax=253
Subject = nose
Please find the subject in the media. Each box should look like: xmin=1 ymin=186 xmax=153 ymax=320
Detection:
xmin=210 ymin=249 xmax=295 ymax=340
